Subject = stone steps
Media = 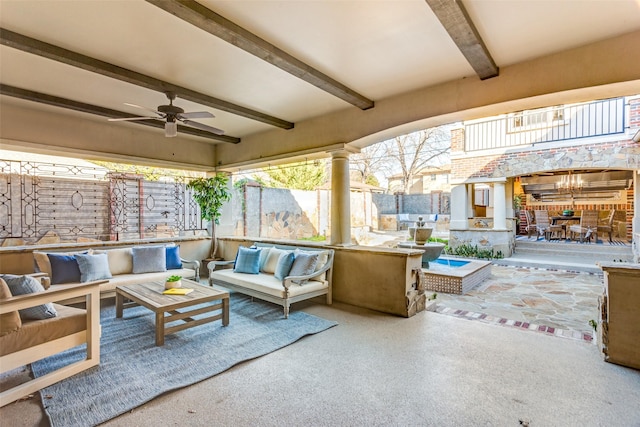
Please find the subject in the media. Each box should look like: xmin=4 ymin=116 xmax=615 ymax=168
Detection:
xmin=495 ymin=238 xmax=634 ymax=273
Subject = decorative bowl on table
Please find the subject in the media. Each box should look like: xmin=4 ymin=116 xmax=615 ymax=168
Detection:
xmin=562 ymin=210 xmax=574 ymax=217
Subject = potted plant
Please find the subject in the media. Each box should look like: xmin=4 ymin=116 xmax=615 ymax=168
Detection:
xmin=165 ymin=275 xmax=182 ymax=289
xmin=186 ymin=174 xmax=232 ymax=259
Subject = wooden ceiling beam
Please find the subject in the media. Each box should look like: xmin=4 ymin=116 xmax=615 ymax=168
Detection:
xmin=0 ymin=84 xmax=241 ymax=143
xmin=425 ymin=0 xmax=498 ymax=80
xmin=146 ymin=0 xmax=375 ymax=110
xmin=0 ymin=28 xmax=292 ymax=130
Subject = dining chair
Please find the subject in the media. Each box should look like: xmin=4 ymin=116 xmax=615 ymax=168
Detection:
xmin=534 ymin=210 xmax=563 ymax=240
xmin=597 ymin=209 xmax=616 ymax=243
xmin=523 ymin=210 xmax=537 ymax=239
xmin=569 ymin=210 xmax=599 ymax=243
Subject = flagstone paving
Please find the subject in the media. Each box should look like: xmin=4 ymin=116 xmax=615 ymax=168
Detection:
xmin=427 ymin=265 xmax=603 ymax=343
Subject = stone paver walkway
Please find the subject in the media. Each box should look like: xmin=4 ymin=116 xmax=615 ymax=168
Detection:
xmin=428 ymin=265 xmax=603 ymax=343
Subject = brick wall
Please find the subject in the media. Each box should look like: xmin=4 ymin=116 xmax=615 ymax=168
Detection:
xmin=629 ymin=97 xmax=640 ymax=129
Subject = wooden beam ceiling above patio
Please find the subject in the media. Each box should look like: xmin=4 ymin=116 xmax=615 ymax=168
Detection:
xmin=425 ymin=0 xmax=499 ymax=80
xmin=0 ymin=84 xmax=241 ymax=144
xmin=0 ymin=28 xmax=293 ymax=130
xmin=145 ymin=0 xmax=375 ymax=111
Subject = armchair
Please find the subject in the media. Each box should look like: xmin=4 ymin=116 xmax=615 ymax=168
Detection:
xmin=0 ymin=279 xmax=102 ymax=406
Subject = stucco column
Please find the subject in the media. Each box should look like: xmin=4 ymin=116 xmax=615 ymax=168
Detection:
xmin=330 ymin=150 xmax=352 ymax=245
xmin=633 ymin=171 xmax=640 ymax=262
xmin=493 ymin=182 xmax=507 ymax=230
xmin=450 ymin=184 xmax=468 ymax=229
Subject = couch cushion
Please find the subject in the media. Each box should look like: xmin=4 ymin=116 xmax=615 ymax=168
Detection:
xmin=0 ymin=303 xmax=85 ymax=357
xmin=92 ymin=268 xmax=197 ymax=294
xmin=165 ymin=246 xmax=183 ymax=270
xmin=75 ymin=253 xmax=113 ymax=282
xmin=0 ymin=278 xmax=21 ymax=337
xmin=1 ymin=274 xmax=57 ymax=320
xmin=132 ymin=246 xmax=166 ymax=274
xmin=210 ymin=269 xmax=327 ymax=299
xmin=233 ymin=246 xmax=261 ymax=274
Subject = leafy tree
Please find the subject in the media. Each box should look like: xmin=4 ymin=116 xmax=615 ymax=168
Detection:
xmin=186 ymin=174 xmax=232 ymax=258
xmin=262 ymin=161 xmax=327 ymax=190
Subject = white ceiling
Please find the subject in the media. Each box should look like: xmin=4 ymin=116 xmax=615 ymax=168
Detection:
xmin=1 ymin=0 xmax=640 ymax=143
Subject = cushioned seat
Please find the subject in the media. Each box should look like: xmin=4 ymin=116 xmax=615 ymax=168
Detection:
xmin=0 ymin=304 xmax=86 ymax=357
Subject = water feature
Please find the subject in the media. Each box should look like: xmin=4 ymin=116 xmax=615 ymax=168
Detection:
xmin=433 ymin=258 xmax=470 ymax=268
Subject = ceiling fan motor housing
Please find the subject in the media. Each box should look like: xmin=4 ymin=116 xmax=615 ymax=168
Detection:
xmin=158 ymin=104 xmax=184 ymax=120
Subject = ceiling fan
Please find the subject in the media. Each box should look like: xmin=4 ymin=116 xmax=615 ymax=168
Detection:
xmin=109 ymin=92 xmax=224 ymax=137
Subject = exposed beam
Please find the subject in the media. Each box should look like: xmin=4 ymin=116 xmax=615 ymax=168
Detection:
xmin=0 ymin=28 xmax=293 ymax=130
xmin=425 ymin=0 xmax=498 ymax=80
xmin=146 ymin=0 xmax=375 ymax=110
xmin=0 ymin=84 xmax=241 ymax=144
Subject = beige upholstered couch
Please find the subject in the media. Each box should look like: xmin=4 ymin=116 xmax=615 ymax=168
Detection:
xmin=0 ymin=276 xmax=101 ymax=406
xmin=33 ymin=245 xmax=200 ymax=300
xmin=208 ymin=243 xmax=334 ymax=318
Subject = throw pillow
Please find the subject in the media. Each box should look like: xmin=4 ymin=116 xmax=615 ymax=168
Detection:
xmin=0 ymin=278 xmax=21 ymax=337
xmin=253 ymin=246 xmax=272 ymax=271
xmin=288 ymin=252 xmax=320 ymax=284
xmin=1 ymin=274 xmax=57 ymax=320
xmin=165 ymin=245 xmax=183 ymax=270
xmin=47 ymin=253 xmax=82 ymax=285
xmin=75 ymin=253 xmax=113 ymax=282
xmin=262 ymin=247 xmax=289 ymax=274
xmin=34 ymin=250 xmax=90 ymax=286
xmin=132 ymin=246 xmax=167 ymax=274
xmin=94 ymin=248 xmax=133 ymax=275
xmin=233 ymin=246 xmax=262 ymax=274
xmin=274 ymin=251 xmax=295 ymax=281
xmin=295 ymin=248 xmax=329 ymax=281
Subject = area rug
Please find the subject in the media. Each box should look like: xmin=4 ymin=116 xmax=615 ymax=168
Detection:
xmin=31 ymin=294 xmax=337 ymax=427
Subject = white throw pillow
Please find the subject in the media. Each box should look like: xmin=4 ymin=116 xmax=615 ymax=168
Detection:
xmin=261 ymin=247 xmax=289 ymax=274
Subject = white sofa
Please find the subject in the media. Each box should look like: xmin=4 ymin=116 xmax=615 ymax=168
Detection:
xmin=33 ymin=245 xmax=200 ymax=300
xmin=208 ymin=243 xmax=334 ymax=318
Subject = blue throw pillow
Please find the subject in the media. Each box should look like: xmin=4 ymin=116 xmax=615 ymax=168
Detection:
xmin=274 ymin=251 xmax=295 ymax=281
xmin=166 ymin=246 xmax=183 ymax=270
xmin=75 ymin=253 xmax=113 ymax=282
xmin=132 ymin=246 xmax=167 ymax=274
xmin=288 ymin=252 xmax=320 ymax=284
xmin=233 ymin=246 xmax=261 ymax=274
xmin=1 ymin=274 xmax=57 ymax=320
xmin=47 ymin=253 xmax=82 ymax=285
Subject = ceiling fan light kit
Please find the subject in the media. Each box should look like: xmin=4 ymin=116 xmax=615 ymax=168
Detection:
xmin=109 ymin=92 xmax=224 ymax=138
xmin=165 ymin=120 xmax=178 ymax=137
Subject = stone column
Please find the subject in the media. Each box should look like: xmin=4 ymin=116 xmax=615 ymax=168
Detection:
xmin=467 ymin=184 xmax=475 ymax=218
xmin=330 ymin=150 xmax=352 ymax=245
xmin=450 ymin=184 xmax=468 ymax=229
xmin=493 ymin=181 xmax=507 ymax=230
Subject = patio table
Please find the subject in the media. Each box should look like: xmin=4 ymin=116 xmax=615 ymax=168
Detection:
xmin=551 ymin=216 xmax=581 ymax=239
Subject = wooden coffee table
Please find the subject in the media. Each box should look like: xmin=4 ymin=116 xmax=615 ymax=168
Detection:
xmin=115 ymin=279 xmax=229 ymax=346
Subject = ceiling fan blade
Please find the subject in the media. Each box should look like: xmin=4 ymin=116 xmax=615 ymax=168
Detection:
xmin=181 ymin=119 xmax=225 ymax=135
xmin=178 ymin=111 xmax=214 ymax=120
xmin=124 ymin=102 xmax=162 ymax=116
xmin=108 ymin=116 xmax=156 ymax=122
